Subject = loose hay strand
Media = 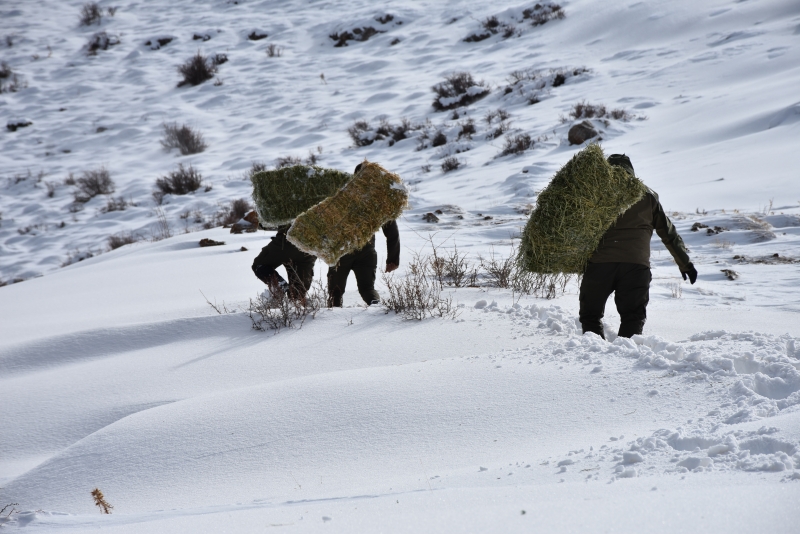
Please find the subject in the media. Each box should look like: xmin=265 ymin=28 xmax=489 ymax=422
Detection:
xmin=250 ymin=165 xmax=352 ymax=227
xmin=518 ymin=144 xmax=647 ymax=274
xmin=287 ymin=160 xmax=409 ymax=265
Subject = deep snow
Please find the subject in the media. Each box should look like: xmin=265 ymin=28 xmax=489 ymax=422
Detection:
xmin=1 ymin=0 xmax=799 ymax=532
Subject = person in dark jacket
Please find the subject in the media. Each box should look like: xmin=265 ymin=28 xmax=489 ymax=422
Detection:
xmin=327 ymin=163 xmax=401 ymax=307
xmin=252 ymin=225 xmax=316 ymax=301
xmin=579 ymin=154 xmax=698 ymax=339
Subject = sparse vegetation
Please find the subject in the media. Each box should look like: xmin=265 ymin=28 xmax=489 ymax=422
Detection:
xmin=441 ymin=157 xmax=460 ymax=173
xmin=499 ymin=133 xmax=533 ymax=157
xmin=432 ymin=72 xmax=490 ymax=111
xmin=91 ymin=488 xmax=113 ymax=514
xmin=107 ymin=232 xmax=139 ymax=250
xmin=381 ymin=253 xmax=458 ymax=320
xmin=564 ymin=101 xmax=633 ymax=122
xmin=347 ymin=118 xmax=422 ymax=147
xmin=100 ymin=196 xmax=133 ymax=213
xmin=458 ymin=118 xmax=476 ymax=140
xmin=86 ymin=31 xmax=120 ymax=55
xmin=247 ymin=279 xmax=325 ymax=332
xmin=155 ymin=164 xmax=203 ymax=196
xmin=0 ymin=61 xmax=26 ymax=94
xmin=74 ymin=167 xmax=115 ymax=203
xmin=522 ymin=3 xmax=565 ymax=26
xmin=160 ymin=122 xmax=207 ymax=155
xmin=214 ymin=197 xmax=253 ymax=226
xmin=330 ymin=26 xmax=383 ymax=47
xmin=177 ymin=52 xmax=220 ymax=87
xmin=266 ymin=43 xmax=283 ymax=57
xmin=79 ymin=2 xmax=103 ymax=26
xmin=431 ymin=130 xmax=447 ymax=147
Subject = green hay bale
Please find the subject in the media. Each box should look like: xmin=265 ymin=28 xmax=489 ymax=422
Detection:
xmin=287 ymin=160 xmax=409 ymax=265
xmin=250 ymin=165 xmax=353 ymax=227
xmin=518 ymin=144 xmax=647 ymax=274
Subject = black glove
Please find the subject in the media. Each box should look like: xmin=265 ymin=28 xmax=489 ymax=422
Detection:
xmin=681 ymin=263 xmax=698 ymax=285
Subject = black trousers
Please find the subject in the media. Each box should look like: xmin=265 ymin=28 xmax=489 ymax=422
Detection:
xmin=579 ymin=262 xmax=651 ymax=339
xmin=327 ymin=243 xmax=379 ymax=307
xmin=252 ymin=230 xmax=316 ymax=299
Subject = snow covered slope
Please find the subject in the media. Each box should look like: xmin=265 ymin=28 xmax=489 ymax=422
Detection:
xmin=1 ymin=0 xmax=799 ymax=532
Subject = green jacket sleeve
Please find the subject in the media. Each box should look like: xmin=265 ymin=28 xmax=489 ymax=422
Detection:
xmin=650 ymin=191 xmax=692 ymax=271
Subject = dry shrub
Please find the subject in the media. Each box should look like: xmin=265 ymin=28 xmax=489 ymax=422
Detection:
xmin=74 ymin=167 xmax=115 ymax=203
xmin=432 ymin=72 xmax=489 ymax=111
xmin=86 ymin=31 xmax=119 ymax=55
xmin=160 ymin=122 xmax=207 ymax=155
xmin=441 ymin=157 xmax=460 ymax=173
xmin=429 ymin=244 xmax=478 ymax=288
xmin=266 ymin=43 xmax=282 ymax=57
xmin=567 ymin=101 xmax=632 ymax=122
xmin=220 ymin=198 xmax=252 ymax=226
xmin=248 ymin=279 xmax=325 ymax=332
xmin=330 ymin=27 xmax=383 ymax=47
xmin=288 ymin=161 xmax=408 ymax=265
xmin=177 ymin=52 xmax=218 ymax=87
xmin=348 ymin=118 xmax=420 ymax=147
xmin=0 ymin=62 xmax=25 ymax=94
xmin=499 ymin=133 xmax=533 ymax=157
xmin=107 ymin=232 xmax=139 ymax=250
xmin=91 ymin=488 xmax=113 ymax=514
xmin=155 ymin=164 xmax=202 ymax=195
xmin=80 ymin=3 xmax=103 ymax=26
xmin=458 ymin=118 xmax=476 ymax=139
xmin=522 ymin=3 xmax=565 ymax=26
xmin=381 ymin=253 xmax=458 ymax=320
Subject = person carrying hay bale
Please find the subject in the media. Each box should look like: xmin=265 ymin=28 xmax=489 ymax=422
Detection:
xmin=578 ymin=153 xmax=697 ymax=339
xmin=250 ymin=165 xmax=352 ymax=300
xmin=324 ymin=163 xmax=401 ymax=307
xmin=285 ymin=160 xmax=407 ymax=307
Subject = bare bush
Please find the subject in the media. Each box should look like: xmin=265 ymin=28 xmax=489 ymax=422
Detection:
xmin=86 ymin=31 xmax=119 ymax=55
xmin=431 ymin=130 xmax=447 ymax=147
xmin=0 ymin=62 xmax=26 ymax=94
xmin=275 ymin=155 xmax=303 ymax=168
xmin=107 ymin=232 xmax=139 ymax=250
xmin=248 ymin=279 xmax=325 ymax=332
xmin=266 ymin=43 xmax=283 ymax=57
xmin=177 ymin=52 xmax=218 ymax=87
xmin=213 ymin=197 xmax=253 ymax=226
xmin=74 ymin=167 xmax=115 ymax=203
xmin=499 ymin=133 xmax=533 ymax=157
xmin=441 ymin=157 xmax=460 ymax=173
xmin=248 ymin=30 xmax=268 ymax=41
xmin=429 ymin=244 xmax=479 ymax=288
xmin=155 ymin=164 xmax=203 ymax=196
xmin=566 ymin=101 xmax=632 ymax=122
xmin=330 ymin=27 xmax=383 ymax=47
xmin=160 ymin=122 xmax=207 ymax=155
xmin=91 ymin=488 xmax=113 ymax=514
xmin=80 ymin=2 xmax=103 ymax=26
xmin=100 ymin=196 xmax=133 ymax=213
xmin=381 ymin=254 xmax=458 ymax=320
xmin=348 ymin=118 xmax=421 ymax=147
xmin=523 ymin=3 xmax=565 ymax=26
xmin=432 ymin=72 xmax=490 ymax=111
xmin=458 ymin=118 xmax=476 ymax=139
xmin=152 ymin=206 xmax=172 ymax=240
xmin=481 ymin=243 xmax=571 ymax=299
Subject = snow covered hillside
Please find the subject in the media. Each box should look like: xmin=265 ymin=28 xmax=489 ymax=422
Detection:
xmin=1 ymin=0 xmax=799 ymax=532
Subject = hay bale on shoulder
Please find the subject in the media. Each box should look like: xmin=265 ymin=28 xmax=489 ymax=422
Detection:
xmin=287 ymin=161 xmax=409 ymax=265
xmin=250 ymin=165 xmax=352 ymax=228
xmin=517 ymin=144 xmax=647 ymax=274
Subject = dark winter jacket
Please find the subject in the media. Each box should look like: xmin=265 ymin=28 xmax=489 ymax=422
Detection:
xmin=350 ymin=220 xmax=400 ymax=265
xmin=589 ymin=189 xmax=691 ymax=270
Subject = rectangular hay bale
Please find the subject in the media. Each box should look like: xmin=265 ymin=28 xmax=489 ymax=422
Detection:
xmin=517 ymin=144 xmax=647 ymax=274
xmin=287 ymin=161 xmax=409 ymax=265
xmin=250 ymin=165 xmax=353 ymax=227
